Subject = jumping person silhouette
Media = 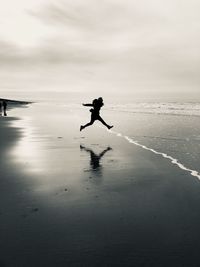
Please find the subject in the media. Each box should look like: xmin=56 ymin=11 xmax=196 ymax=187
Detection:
xmin=80 ymin=97 xmax=113 ymax=131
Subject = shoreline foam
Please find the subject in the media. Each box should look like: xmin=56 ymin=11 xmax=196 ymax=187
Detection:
xmin=108 ymin=129 xmax=200 ymax=180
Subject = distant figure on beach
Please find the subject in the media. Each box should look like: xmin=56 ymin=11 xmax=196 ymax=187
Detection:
xmin=0 ymin=101 xmax=2 ymax=116
xmin=3 ymin=100 xmax=7 ymax=116
xmin=80 ymin=97 xmax=113 ymax=131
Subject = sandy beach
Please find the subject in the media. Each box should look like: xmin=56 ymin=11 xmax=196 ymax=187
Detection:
xmin=1 ymin=0 xmax=200 ymax=265
xmin=1 ymin=102 xmax=200 ymax=267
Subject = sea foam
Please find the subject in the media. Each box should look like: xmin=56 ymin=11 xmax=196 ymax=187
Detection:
xmin=109 ymin=129 xmax=200 ymax=180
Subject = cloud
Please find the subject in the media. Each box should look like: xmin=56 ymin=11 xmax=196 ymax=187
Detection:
xmin=28 ymin=0 xmax=200 ymax=62
xmin=0 ymin=41 xmax=23 ymax=64
xmin=1 ymin=0 xmax=200 ymax=94
xmin=30 ymin=0 xmax=166 ymax=42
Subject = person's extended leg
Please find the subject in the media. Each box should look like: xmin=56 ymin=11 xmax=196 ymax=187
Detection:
xmin=80 ymin=119 xmax=95 ymax=131
xmin=98 ymin=116 xmax=113 ymax=129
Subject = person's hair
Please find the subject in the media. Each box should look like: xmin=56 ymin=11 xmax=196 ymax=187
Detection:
xmin=98 ymin=97 xmax=103 ymax=102
xmin=93 ymin=99 xmax=98 ymax=104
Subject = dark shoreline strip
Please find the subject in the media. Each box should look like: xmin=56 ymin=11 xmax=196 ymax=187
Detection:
xmin=0 ymin=98 xmax=32 ymax=105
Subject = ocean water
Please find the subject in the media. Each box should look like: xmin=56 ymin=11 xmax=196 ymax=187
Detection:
xmin=106 ymin=103 xmax=200 ymax=176
xmin=108 ymin=102 xmax=200 ymax=116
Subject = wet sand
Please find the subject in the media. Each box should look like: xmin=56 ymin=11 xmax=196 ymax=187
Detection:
xmin=1 ymin=103 xmax=200 ymax=267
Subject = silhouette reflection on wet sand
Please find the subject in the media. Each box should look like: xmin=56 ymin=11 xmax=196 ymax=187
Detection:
xmin=80 ymin=145 xmax=112 ymax=177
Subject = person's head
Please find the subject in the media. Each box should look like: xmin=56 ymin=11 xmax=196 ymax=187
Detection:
xmin=98 ymin=97 xmax=103 ymax=103
xmin=93 ymin=99 xmax=98 ymax=105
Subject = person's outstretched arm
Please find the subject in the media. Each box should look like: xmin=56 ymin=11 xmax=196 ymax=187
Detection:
xmin=99 ymin=147 xmax=112 ymax=158
xmin=82 ymin=103 xmax=93 ymax=107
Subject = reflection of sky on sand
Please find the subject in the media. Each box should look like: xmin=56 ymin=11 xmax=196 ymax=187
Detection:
xmin=7 ymin=103 xmax=113 ymax=201
xmin=11 ymin=116 xmax=46 ymax=174
xmin=7 ymin=102 xmax=146 ymax=204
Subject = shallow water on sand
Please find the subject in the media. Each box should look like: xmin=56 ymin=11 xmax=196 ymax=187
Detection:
xmin=10 ymin=102 xmax=200 ymax=179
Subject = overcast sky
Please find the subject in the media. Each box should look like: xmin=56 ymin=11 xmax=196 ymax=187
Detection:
xmin=0 ymin=0 xmax=200 ymax=98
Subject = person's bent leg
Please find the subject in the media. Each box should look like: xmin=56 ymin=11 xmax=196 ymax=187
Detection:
xmin=80 ymin=119 xmax=95 ymax=131
xmin=98 ymin=116 xmax=113 ymax=129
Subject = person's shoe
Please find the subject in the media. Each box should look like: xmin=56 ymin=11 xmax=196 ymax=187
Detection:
xmin=108 ymin=125 xmax=113 ymax=130
xmin=80 ymin=125 xmax=84 ymax=131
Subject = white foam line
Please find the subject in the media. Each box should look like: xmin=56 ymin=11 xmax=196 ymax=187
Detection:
xmin=109 ymin=129 xmax=200 ymax=180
